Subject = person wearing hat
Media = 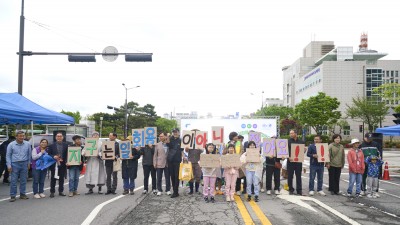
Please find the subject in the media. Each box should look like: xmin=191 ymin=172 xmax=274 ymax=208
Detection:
xmin=364 ymin=155 xmax=384 ymax=198
xmin=346 ymin=138 xmax=365 ymax=198
xmin=82 ymin=131 xmax=106 ymax=195
xmin=360 ymin=133 xmax=381 ymax=196
xmin=66 ymin=135 xmax=84 ymax=197
xmin=167 ymin=128 xmax=184 ymax=198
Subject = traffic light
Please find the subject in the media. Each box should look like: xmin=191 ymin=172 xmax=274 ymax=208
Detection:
xmin=393 ymin=113 xmax=400 ymax=124
xmin=359 ymin=125 xmax=363 ymax=133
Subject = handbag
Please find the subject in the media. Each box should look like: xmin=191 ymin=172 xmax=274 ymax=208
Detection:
xmin=113 ymin=159 xmax=121 ymax=172
xmin=275 ymin=161 xmax=282 ymax=169
xmin=179 ymin=162 xmax=193 ymax=181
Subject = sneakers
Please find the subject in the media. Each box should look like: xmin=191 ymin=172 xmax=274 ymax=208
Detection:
xmin=19 ymin=194 xmax=29 ymax=200
xmin=143 ymin=190 xmax=148 ymax=194
xmin=210 ymin=197 xmax=215 ymax=203
xmin=236 ymin=191 xmax=241 ymax=196
xmin=346 ymin=192 xmax=352 ymax=197
xmin=73 ymin=191 xmax=80 ymax=196
xmin=9 ymin=196 xmax=16 ymax=202
xmin=318 ymin=191 xmax=326 ymax=196
xmin=152 ymin=190 xmax=157 ymax=195
xmin=122 ymin=190 xmax=129 ymax=195
xmin=355 ymin=194 xmax=361 ymax=198
xmin=226 ymin=196 xmax=231 ymax=202
xmin=367 ymin=194 xmax=373 ymax=198
xmin=247 ymin=195 xmax=251 ymax=202
xmin=309 ymin=191 xmax=314 ymax=196
xmin=360 ymin=191 xmax=366 ymax=196
xmin=166 ymin=191 xmax=172 ymax=196
xmin=372 ymin=194 xmax=377 ymax=198
xmin=261 ymin=188 xmax=265 ymax=193
xmin=34 ymin=194 xmax=41 ymax=199
xmin=157 ymin=191 xmax=162 ymax=196
xmin=375 ymin=193 xmax=380 ymax=198
xmin=275 ymin=190 xmax=281 ymax=195
xmin=266 ymin=190 xmax=271 ymax=195
xmin=69 ymin=192 xmax=74 ymax=197
xmin=39 ymin=193 xmax=46 ymax=198
xmin=255 ymin=195 xmax=259 ymax=202
xmin=204 ymin=196 xmax=209 ymax=203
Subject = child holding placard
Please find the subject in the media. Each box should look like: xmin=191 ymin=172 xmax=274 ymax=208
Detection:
xmin=240 ymin=141 xmax=264 ymax=202
xmin=222 ymin=144 xmax=239 ymax=202
xmin=199 ymin=143 xmax=221 ymax=203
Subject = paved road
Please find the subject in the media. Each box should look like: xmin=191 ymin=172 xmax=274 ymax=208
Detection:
xmin=0 ymin=151 xmax=399 ymax=225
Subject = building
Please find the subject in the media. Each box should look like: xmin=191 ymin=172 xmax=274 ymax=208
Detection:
xmin=283 ymin=36 xmax=400 ymax=139
xmin=264 ymin=98 xmax=284 ymax=107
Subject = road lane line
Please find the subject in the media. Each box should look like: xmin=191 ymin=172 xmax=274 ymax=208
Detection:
xmin=81 ymin=185 xmax=145 ymax=225
xmin=233 ymin=195 xmax=254 ymax=225
xmin=248 ymin=201 xmax=273 ymax=225
xmin=0 ymin=175 xmax=84 ymax=202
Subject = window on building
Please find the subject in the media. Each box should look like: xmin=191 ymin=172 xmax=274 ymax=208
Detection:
xmin=344 ymin=126 xmax=350 ymax=135
xmin=320 ymin=125 xmax=328 ymax=135
xmin=396 ymin=71 xmax=399 ymax=77
xmin=391 ymin=71 xmax=394 ymax=77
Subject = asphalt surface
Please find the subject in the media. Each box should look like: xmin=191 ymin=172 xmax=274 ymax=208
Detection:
xmin=0 ymin=151 xmax=399 ymax=225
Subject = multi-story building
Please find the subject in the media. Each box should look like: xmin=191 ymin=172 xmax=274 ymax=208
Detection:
xmin=264 ymin=98 xmax=284 ymax=107
xmin=283 ymin=36 xmax=400 ymax=139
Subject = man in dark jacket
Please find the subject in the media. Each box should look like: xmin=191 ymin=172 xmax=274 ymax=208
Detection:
xmin=122 ymin=143 xmax=141 ymax=195
xmin=105 ymin=133 xmax=120 ymax=195
xmin=167 ymin=128 xmax=184 ymax=198
xmin=140 ymin=144 xmax=156 ymax=194
xmin=360 ymin=133 xmax=381 ymax=196
xmin=0 ymin=136 xmax=15 ymax=184
xmin=48 ymin=132 xmax=69 ymax=198
xmin=287 ymin=129 xmax=304 ymax=195
xmin=306 ymin=135 xmax=326 ymax=196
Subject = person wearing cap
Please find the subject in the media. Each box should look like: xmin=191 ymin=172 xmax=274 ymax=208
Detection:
xmin=360 ymin=133 xmax=381 ymax=196
xmin=82 ymin=131 xmax=106 ymax=195
xmin=364 ymin=155 xmax=383 ymax=198
xmin=47 ymin=132 xmax=69 ymax=198
xmin=0 ymin=136 xmax=15 ymax=184
xmin=67 ymin=135 xmax=84 ymax=197
xmin=346 ymin=138 xmax=365 ymax=198
xmin=167 ymin=128 xmax=184 ymax=198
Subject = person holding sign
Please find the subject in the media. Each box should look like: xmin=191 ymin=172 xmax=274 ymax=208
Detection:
xmin=287 ymin=130 xmax=305 ymax=196
xmin=240 ymin=141 xmax=263 ymax=202
xmin=327 ymin=134 xmax=345 ymax=195
xmin=82 ymin=132 xmax=106 ymax=195
xmin=139 ymin=143 xmax=157 ymax=194
xmin=199 ymin=143 xmax=221 ymax=203
xmin=306 ymin=135 xmax=326 ymax=196
xmin=105 ymin=133 xmax=120 ymax=195
xmin=67 ymin=135 xmax=84 ymax=197
xmin=222 ymin=144 xmax=240 ymax=202
xmin=47 ymin=132 xmax=68 ymax=198
xmin=122 ymin=142 xmax=141 ymax=195
xmin=154 ymin=132 xmax=171 ymax=196
xmin=264 ymin=136 xmax=281 ymax=196
xmin=184 ymin=129 xmax=205 ymax=195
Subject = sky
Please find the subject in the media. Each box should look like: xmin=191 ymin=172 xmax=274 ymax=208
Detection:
xmin=1 ymin=0 xmax=400 ymax=120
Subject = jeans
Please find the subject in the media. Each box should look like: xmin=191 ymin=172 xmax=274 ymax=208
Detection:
xmin=143 ymin=165 xmax=156 ymax=191
xmin=123 ymin=178 xmax=135 ymax=190
xmin=347 ymin=172 xmax=362 ymax=194
xmin=156 ymin=167 xmax=170 ymax=192
xmin=309 ymin=164 xmax=324 ymax=192
xmin=33 ymin=169 xmax=47 ymax=194
xmin=246 ymin=171 xmax=260 ymax=196
xmin=69 ymin=167 xmax=80 ymax=192
xmin=10 ymin=161 xmax=28 ymax=197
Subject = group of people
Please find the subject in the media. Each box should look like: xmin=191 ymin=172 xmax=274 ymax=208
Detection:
xmin=2 ymin=128 xmax=383 ymax=204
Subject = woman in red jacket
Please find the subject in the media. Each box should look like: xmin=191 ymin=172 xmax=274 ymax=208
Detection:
xmin=346 ymin=139 xmax=365 ymax=198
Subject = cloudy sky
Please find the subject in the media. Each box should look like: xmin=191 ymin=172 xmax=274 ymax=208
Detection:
xmin=1 ymin=0 xmax=399 ymax=119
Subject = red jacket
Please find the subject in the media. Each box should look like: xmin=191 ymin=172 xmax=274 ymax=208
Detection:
xmin=347 ymin=148 xmax=365 ymax=174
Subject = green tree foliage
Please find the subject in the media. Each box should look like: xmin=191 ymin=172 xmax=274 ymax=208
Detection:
xmin=346 ymin=96 xmax=389 ymax=133
xmin=155 ymin=118 xmax=178 ymax=134
xmin=256 ymin=105 xmax=294 ymax=119
xmin=294 ymin=92 xmax=341 ymax=134
xmin=61 ymin=110 xmax=82 ymax=124
xmin=373 ymin=83 xmax=400 ymax=105
xmin=280 ymin=118 xmax=302 ymax=136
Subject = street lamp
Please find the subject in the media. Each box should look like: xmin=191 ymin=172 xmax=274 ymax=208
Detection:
xmin=122 ymin=83 xmax=140 ymax=139
xmin=99 ymin=117 xmax=103 ymax=137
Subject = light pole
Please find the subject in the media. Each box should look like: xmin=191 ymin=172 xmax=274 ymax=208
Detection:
xmin=122 ymin=83 xmax=140 ymax=139
xmin=99 ymin=117 xmax=103 ymax=137
xmin=261 ymin=91 xmax=264 ymax=112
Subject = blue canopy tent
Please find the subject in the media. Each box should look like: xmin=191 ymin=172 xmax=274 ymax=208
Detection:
xmin=375 ymin=125 xmax=400 ymax=136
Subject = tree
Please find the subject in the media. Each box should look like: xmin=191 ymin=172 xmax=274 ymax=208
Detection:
xmin=294 ymin=92 xmax=341 ymax=134
xmin=328 ymin=119 xmax=349 ymax=135
xmin=256 ymin=105 xmax=294 ymax=119
xmin=61 ymin=110 xmax=82 ymax=124
xmin=346 ymin=96 xmax=389 ymax=133
xmin=155 ymin=118 xmax=177 ymax=134
xmin=280 ymin=118 xmax=302 ymax=136
xmin=373 ymin=83 xmax=400 ymax=106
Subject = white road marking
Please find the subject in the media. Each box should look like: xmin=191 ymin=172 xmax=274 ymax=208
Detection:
xmin=0 ymin=175 xmax=84 ymax=202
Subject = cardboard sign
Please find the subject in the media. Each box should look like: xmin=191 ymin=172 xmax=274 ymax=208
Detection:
xmin=144 ymin=127 xmax=157 ymax=145
xmin=262 ymin=138 xmax=276 ymax=157
xmin=221 ymin=154 xmax=242 ymax=168
xmin=275 ymin=139 xmax=289 ymax=158
xmin=246 ymin=148 xmax=261 ymax=162
xmin=249 ymin=132 xmax=262 ymax=148
xmin=211 ymin=126 xmax=224 ymax=145
xmin=181 ymin=130 xmax=208 ymax=149
xmin=84 ymin=138 xmax=98 ymax=157
xmin=68 ymin=147 xmax=81 ymax=166
xmin=316 ymin=143 xmax=330 ymax=163
xmin=200 ymin=154 xmax=221 ymax=168
xmin=290 ymin=144 xmax=305 ymax=163
xmin=119 ymin=141 xmax=132 ymax=159
xmin=102 ymin=141 xmax=115 ymax=160
xmin=132 ymin=129 xmax=145 ymax=148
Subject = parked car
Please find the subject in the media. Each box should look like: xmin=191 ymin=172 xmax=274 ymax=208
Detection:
xmin=30 ymin=134 xmax=85 ymax=147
